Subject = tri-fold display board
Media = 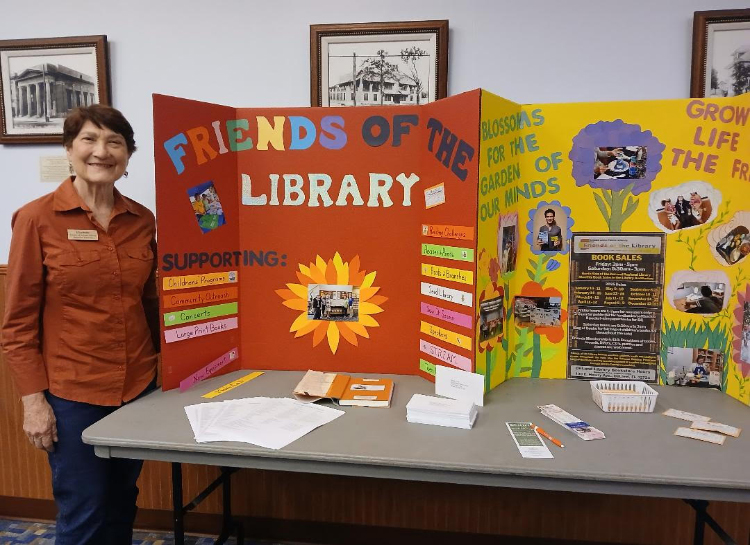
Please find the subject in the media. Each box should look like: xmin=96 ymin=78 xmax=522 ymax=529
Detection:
xmin=154 ymin=90 xmax=750 ymax=407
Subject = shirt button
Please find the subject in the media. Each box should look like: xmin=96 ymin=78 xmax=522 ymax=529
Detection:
xmin=114 ymin=294 xmax=120 ymax=300
xmin=113 ymin=270 xmax=119 ymax=276
xmin=107 ymin=246 xmax=114 ymax=252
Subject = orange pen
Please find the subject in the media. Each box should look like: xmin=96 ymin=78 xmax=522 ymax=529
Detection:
xmin=531 ymin=424 xmax=565 ymax=448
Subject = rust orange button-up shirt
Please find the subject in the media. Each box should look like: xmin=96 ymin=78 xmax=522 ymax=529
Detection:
xmin=1 ymin=178 xmax=160 ymax=406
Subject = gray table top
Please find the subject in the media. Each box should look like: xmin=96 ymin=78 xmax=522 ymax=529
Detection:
xmin=83 ymin=370 xmax=750 ymax=502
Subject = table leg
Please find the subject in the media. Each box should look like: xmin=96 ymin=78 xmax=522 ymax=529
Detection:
xmin=172 ymin=462 xmax=185 ymax=545
xmin=215 ymin=467 xmax=233 ymax=545
xmin=685 ymin=499 xmax=736 ymax=545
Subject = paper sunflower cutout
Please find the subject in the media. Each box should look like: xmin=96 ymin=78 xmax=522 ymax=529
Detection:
xmin=275 ymin=253 xmax=387 ymax=354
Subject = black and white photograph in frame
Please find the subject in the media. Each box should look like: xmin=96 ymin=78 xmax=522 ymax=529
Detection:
xmin=310 ymin=21 xmax=448 ymax=107
xmin=0 ymin=35 xmax=110 ymax=144
xmin=691 ymin=9 xmax=750 ymax=98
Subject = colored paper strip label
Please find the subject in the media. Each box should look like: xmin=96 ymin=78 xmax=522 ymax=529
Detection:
xmin=420 ymin=302 xmax=472 ymax=329
xmin=420 ymin=282 xmax=473 ymax=307
xmin=424 ymin=183 xmax=446 ymax=209
xmin=419 ymin=339 xmax=472 ymax=372
xmin=421 ymin=263 xmax=474 ymax=285
xmin=421 ymin=243 xmax=474 ymax=262
xmin=164 ymin=302 xmax=238 ymax=327
xmin=419 ymin=359 xmax=436 ymax=376
xmin=420 ymin=321 xmax=472 ymax=351
xmin=179 ymin=347 xmax=239 ymax=392
xmin=163 ymin=286 xmax=239 ymax=309
xmin=164 ymin=317 xmax=238 ymax=343
xmin=421 ymin=224 xmax=474 ymax=241
xmin=162 ymin=271 xmax=238 ymax=291
xmin=202 ymin=371 xmax=264 ymax=399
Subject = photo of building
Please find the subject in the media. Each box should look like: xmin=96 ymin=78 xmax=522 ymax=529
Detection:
xmin=8 ymin=63 xmax=96 ymax=129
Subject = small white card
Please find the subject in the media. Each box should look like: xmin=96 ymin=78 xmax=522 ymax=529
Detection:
xmin=690 ymin=421 xmax=741 ymax=437
xmin=674 ymin=427 xmax=725 ymax=445
xmin=435 ymin=365 xmax=484 ymax=407
xmin=663 ymin=408 xmax=711 ymax=422
xmin=506 ymin=422 xmax=553 ymax=459
xmin=67 ymin=229 xmax=99 ymax=241
xmin=424 ymin=183 xmax=446 ymax=209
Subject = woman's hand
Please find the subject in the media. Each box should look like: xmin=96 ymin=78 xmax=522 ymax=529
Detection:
xmin=21 ymin=392 xmax=57 ymax=452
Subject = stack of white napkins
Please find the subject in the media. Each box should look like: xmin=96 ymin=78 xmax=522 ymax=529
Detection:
xmin=406 ymin=394 xmax=477 ymax=429
xmin=184 ymin=397 xmax=344 ymax=450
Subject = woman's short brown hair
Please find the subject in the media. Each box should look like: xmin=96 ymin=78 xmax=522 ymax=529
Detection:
xmin=63 ymin=105 xmax=137 ymax=154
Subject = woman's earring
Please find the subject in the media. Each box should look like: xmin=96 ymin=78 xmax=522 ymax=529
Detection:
xmin=123 ymin=171 xmax=129 ymax=178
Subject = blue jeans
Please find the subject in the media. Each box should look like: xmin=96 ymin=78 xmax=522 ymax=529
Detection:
xmin=45 ymin=384 xmax=153 ymax=545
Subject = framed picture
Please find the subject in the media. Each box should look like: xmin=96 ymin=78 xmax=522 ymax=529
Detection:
xmin=0 ymin=35 xmax=110 ymax=144
xmin=691 ymin=9 xmax=750 ymax=98
xmin=310 ymin=20 xmax=448 ymax=107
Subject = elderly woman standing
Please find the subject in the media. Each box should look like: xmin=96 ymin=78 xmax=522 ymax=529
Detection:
xmin=1 ymin=105 xmax=159 ymax=544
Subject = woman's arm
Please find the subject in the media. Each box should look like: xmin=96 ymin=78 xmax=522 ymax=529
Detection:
xmin=1 ymin=208 xmax=57 ymax=451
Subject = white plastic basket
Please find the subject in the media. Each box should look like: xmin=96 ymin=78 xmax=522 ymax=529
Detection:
xmin=590 ymin=381 xmax=658 ymax=413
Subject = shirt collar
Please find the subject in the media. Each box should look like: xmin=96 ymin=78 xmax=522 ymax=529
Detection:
xmin=52 ymin=176 xmax=141 ymax=216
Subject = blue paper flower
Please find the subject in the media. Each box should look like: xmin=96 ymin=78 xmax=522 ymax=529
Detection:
xmin=569 ymin=120 xmax=665 ymax=196
xmin=546 ymin=259 xmax=561 ymax=271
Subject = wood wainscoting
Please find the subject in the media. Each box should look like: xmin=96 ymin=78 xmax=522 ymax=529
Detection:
xmin=0 ymin=266 xmax=748 ymax=545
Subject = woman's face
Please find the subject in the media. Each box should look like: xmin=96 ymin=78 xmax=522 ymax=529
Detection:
xmin=66 ymin=120 xmax=130 ymax=185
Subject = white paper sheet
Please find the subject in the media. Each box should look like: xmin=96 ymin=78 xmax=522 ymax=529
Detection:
xmin=184 ymin=397 xmax=344 ymax=449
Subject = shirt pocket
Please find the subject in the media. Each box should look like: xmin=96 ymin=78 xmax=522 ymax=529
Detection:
xmin=119 ymin=245 xmax=154 ymax=292
xmin=56 ymin=250 xmax=102 ymax=297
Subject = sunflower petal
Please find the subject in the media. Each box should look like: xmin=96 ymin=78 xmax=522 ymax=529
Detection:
xmin=359 ymin=314 xmax=380 ymax=327
xmin=327 ymin=322 xmax=340 ymax=354
xmin=315 ymin=255 xmax=327 ymax=273
xmin=294 ymin=320 xmax=319 ymax=337
xmin=361 ymin=271 xmax=377 ymax=288
xmin=310 ymin=263 xmax=327 ymax=284
xmin=338 ymin=262 xmax=349 ymax=285
xmin=286 ymin=283 xmax=309 ymax=299
xmin=325 ymin=259 xmax=337 ymax=283
xmin=349 ymin=255 xmax=364 ymax=285
xmin=346 ymin=322 xmax=370 ymax=338
xmin=359 ymin=302 xmax=384 ymax=315
xmin=289 ymin=312 xmax=311 ymax=333
xmin=312 ymin=322 xmax=328 ymax=346
xmin=299 ymin=264 xmax=311 ymax=276
xmin=367 ymin=295 xmax=388 ymax=306
xmin=282 ymin=299 xmax=309 ymax=311
xmin=358 ymin=286 xmax=380 ymax=301
xmin=296 ymin=271 xmax=313 ymax=284
xmin=337 ymin=323 xmax=359 ymax=346
xmin=275 ymin=289 xmax=296 ymax=301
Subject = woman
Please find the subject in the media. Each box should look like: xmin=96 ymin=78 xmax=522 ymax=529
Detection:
xmin=1 ymin=105 xmax=159 ymax=544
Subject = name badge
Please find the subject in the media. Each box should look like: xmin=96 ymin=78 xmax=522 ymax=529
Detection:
xmin=67 ymin=229 xmax=98 ymax=241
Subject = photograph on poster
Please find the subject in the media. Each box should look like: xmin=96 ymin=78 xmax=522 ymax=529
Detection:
xmin=514 ymin=296 xmax=562 ymax=328
xmin=308 ymin=284 xmax=359 ymax=322
xmin=593 ymin=146 xmax=647 ymax=180
xmin=531 ymin=205 xmax=568 ymax=253
xmin=716 ymin=226 xmax=750 ymax=265
xmin=648 ymin=181 xmax=721 ymax=233
xmin=664 ymin=347 xmax=723 ymax=389
xmin=498 ymin=213 xmax=518 ymax=274
xmin=187 ymin=181 xmax=226 ymax=234
xmin=671 ymin=282 xmax=726 ymax=314
xmin=479 ymin=295 xmax=504 ymax=341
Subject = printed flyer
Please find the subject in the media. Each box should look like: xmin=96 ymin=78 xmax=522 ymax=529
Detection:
xmin=567 ymin=233 xmax=665 ymax=381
